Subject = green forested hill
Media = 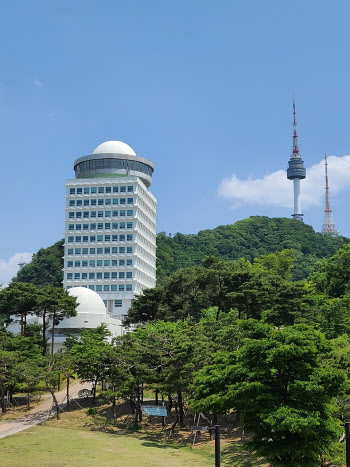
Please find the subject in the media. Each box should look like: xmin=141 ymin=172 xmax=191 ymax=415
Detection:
xmin=156 ymin=216 xmax=349 ymax=282
xmin=13 ymin=216 xmax=349 ymax=286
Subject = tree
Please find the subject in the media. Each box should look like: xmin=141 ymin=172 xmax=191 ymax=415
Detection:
xmin=0 ymin=282 xmax=39 ymax=336
xmin=35 ymin=285 xmax=77 ymax=354
xmin=191 ymin=321 xmax=346 ymax=466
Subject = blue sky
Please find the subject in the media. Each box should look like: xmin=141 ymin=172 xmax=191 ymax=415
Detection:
xmin=1 ymin=0 xmax=350 ymax=283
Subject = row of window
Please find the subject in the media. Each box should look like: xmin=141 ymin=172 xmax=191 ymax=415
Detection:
xmin=68 ymin=222 xmax=133 ymax=230
xmin=67 ymin=259 xmax=132 ymax=267
xmin=69 ymin=198 xmax=133 ymax=206
xmin=67 ymin=234 xmax=133 ymax=243
xmin=69 ymin=186 xmax=134 ymax=195
xmin=75 ymin=159 xmax=152 ymax=177
xmin=66 ymin=210 xmax=132 ymax=218
xmin=66 ymin=247 xmax=132 ymax=256
xmin=67 ymin=284 xmax=132 ymax=292
xmin=66 ymin=271 xmax=132 ymax=279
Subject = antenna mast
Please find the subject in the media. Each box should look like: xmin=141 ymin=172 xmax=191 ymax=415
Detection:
xmin=322 ymin=154 xmax=339 ymax=235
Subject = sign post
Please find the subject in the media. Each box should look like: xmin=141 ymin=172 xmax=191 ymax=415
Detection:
xmin=191 ymin=425 xmax=220 ymax=467
xmin=141 ymin=405 xmax=168 ymax=417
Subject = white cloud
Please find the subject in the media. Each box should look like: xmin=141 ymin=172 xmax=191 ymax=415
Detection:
xmin=0 ymin=253 xmax=33 ymax=288
xmin=218 ymin=155 xmax=350 ymax=210
xmin=33 ymin=78 xmax=43 ymax=87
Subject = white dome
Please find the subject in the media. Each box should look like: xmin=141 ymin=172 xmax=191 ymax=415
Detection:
xmin=68 ymin=287 xmax=107 ymax=315
xmin=93 ymin=141 xmax=136 ymax=156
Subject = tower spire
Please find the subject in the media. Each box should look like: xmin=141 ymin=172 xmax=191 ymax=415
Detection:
xmin=322 ymin=153 xmax=338 ymax=235
xmin=287 ymin=96 xmax=306 ymax=221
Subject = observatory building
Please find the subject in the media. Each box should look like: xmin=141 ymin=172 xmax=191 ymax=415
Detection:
xmin=63 ymin=141 xmax=157 ymax=320
xmin=287 ymin=100 xmax=306 ymax=221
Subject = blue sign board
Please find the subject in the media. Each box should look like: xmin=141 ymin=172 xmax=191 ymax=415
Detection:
xmin=141 ymin=405 xmax=168 ymax=417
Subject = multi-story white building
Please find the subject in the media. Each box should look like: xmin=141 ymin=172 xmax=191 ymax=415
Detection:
xmin=63 ymin=140 xmax=156 ymax=319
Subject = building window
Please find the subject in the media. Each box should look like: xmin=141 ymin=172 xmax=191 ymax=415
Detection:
xmin=91 ymin=211 xmax=96 ymax=218
xmin=127 ymin=234 xmax=133 ymax=241
xmin=76 ymin=212 xmax=82 ymax=219
xmin=90 ymin=248 xmax=96 ymax=254
xmin=75 ymin=261 xmax=81 ymax=267
xmin=105 ymin=223 xmax=111 ymax=229
xmin=114 ymin=300 xmax=122 ymax=307
xmin=104 ymin=285 xmax=109 ymax=291
xmin=127 ymin=198 xmax=133 ymax=205
xmin=97 ymin=260 xmax=103 ymax=266
xmin=112 ymin=210 xmax=118 ymax=217
xmin=127 ymin=222 xmax=133 ymax=229
xmin=84 ymin=187 xmax=90 ymax=194
xmin=83 ymin=236 xmax=88 ymax=242
xmin=96 ymin=273 xmax=102 ymax=279
xmin=120 ymin=210 xmax=125 ymax=216
xmin=98 ymin=199 xmax=104 ymax=206
xmin=90 ymin=236 xmax=96 ymax=242
xmin=76 ymin=224 xmax=82 ymax=230
xmin=83 ymin=212 xmax=89 ymax=218
xmin=98 ymin=211 xmax=103 ymax=218
xmin=127 ymin=210 xmax=133 ymax=216
xmin=83 ymin=224 xmax=89 ymax=231
xmin=105 ymin=199 xmax=111 ymax=205
xmin=112 ymin=260 xmax=118 ymax=266
xmin=91 ymin=199 xmax=97 ymax=206
xmin=69 ymin=188 xmax=75 ymax=195
xmin=111 ymin=285 xmax=117 ymax=291
xmin=113 ymin=198 xmax=118 ymax=205
xmin=76 ymin=200 xmax=82 ymax=206
xmin=91 ymin=187 xmax=97 ymax=194
xmin=89 ymin=273 xmax=95 ymax=279
xmin=82 ymin=260 xmax=88 ymax=267
xmin=104 ymin=260 xmax=110 ymax=266
xmin=76 ymin=188 xmax=82 ymax=194
xmin=98 ymin=187 xmax=104 ymax=193
xmin=89 ymin=260 xmax=95 ymax=267
xmin=69 ymin=200 xmax=75 ymax=206
xmin=97 ymin=235 xmax=103 ymax=242
xmin=82 ymin=273 xmax=87 ymax=279
xmin=111 ymin=272 xmax=117 ymax=279
xmin=89 ymin=285 xmax=95 ymax=290
xmin=127 ymin=259 xmax=132 ymax=266
xmin=119 ymin=285 xmax=125 ymax=291
xmin=67 ymin=248 xmax=73 ymax=255
xmin=104 ymin=247 xmax=110 ymax=254
xmin=119 ymin=222 xmax=125 ymax=229
xmin=127 ymin=186 xmax=133 ymax=192
xmin=82 ymin=248 xmax=88 ymax=254
xmin=105 ymin=211 xmax=111 ymax=217
xmin=126 ymin=284 xmax=132 ymax=291
xmin=98 ymin=223 xmax=103 ymax=230
xmin=67 ymin=273 xmax=73 ymax=279
xmin=119 ymin=260 xmax=125 ymax=266
xmin=74 ymin=273 xmax=80 ymax=279
xmin=97 ymin=247 xmax=103 ymax=254
xmin=67 ymin=261 xmax=73 ymax=267
xmin=68 ymin=224 xmax=74 ymax=231
xmin=113 ymin=186 xmax=118 ymax=193
xmin=112 ymin=223 xmax=118 ymax=229
xmin=75 ymin=236 xmax=81 ymax=242
xmin=127 ymin=247 xmax=132 ymax=253
xmin=96 ymin=285 xmax=102 ymax=291
xmin=120 ymin=198 xmax=126 ymax=205
xmin=84 ymin=199 xmax=89 ymax=206
xmin=69 ymin=212 xmax=74 ymax=219
xmin=111 ymin=234 xmax=118 ymax=242
xmin=68 ymin=236 xmax=74 ymax=243
xmin=106 ymin=187 xmax=111 ymax=193
xmin=104 ymin=272 xmax=110 ymax=279
xmin=126 ymin=272 xmax=132 ymax=279
xmin=119 ymin=247 xmax=125 ymax=253
xmin=119 ymin=272 xmax=125 ymax=279
xmin=112 ymin=247 xmax=118 ymax=253
xmin=105 ymin=235 xmax=111 ymax=242
xmin=120 ymin=186 xmax=126 ymax=193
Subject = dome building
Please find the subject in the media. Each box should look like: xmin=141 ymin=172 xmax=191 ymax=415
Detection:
xmin=49 ymin=287 xmax=122 ymax=352
xmin=63 ymin=141 xmax=157 ymax=321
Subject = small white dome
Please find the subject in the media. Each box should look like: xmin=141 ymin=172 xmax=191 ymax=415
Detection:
xmin=93 ymin=141 xmax=136 ymax=156
xmin=68 ymin=287 xmax=107 ymax=315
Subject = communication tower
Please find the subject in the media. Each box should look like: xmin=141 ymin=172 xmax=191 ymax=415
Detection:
xmin=322 ymin=154 xmax=339 ymax=236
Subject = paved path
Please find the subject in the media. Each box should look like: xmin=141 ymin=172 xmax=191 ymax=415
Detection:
xmin=0 ymin=380 xmax=90 ymax=439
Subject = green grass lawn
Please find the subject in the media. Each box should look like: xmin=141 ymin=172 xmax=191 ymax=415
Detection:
xmin=0 ymin=424 xmax=215 ymax=467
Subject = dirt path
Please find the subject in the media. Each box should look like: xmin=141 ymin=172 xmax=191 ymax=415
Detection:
xmin=0 ymin=380 xmax=90 ymax=439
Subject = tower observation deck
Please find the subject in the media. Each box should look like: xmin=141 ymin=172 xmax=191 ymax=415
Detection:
xmin=287 ymin=99 xmax=306 ymax=221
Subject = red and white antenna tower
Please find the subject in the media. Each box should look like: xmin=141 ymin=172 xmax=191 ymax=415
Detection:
xmin=322 ymin=154 xmax=338 ymax=236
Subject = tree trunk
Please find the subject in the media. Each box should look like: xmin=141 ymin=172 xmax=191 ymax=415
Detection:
xmin=177 ymin=391 xmax=184 ymax=428
xmin=42 ymin=311 xmax=47 ymax=355
xmin=51 ymin=311 xmax=56 ymax=355
xmin=20 ymin=314 xmax=24 ymax=337
xmin=168 ymin=393 xmax=173 ymax=413
xmin=46 ymin=379 xmax=60 ymax=420
xmin=66 ymin=377 xmax=70 ymax=412
xmin=27 ymin=392 xmax=30 ymax=409
xmin=112 ymin=387 xmax=117 ymax=426
xmin=155 ymin=389 xmax=159 ymax=406
xmin=23 ymin=312 xmax=27 ymax=337
xmin=0 ymin=381 xmax=6 ymax=414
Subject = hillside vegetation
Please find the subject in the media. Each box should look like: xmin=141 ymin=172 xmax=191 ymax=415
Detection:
xmin=13 ymin=216 xmax=349 ymax=286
